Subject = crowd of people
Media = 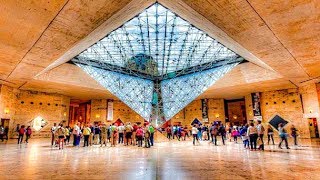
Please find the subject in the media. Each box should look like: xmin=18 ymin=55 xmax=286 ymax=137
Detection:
xmin=164 ymin=121 xmax=299 ymax=150
xmin=1 ymin=120 xmax=300 ymax=152
xmin=50 ymin=122 xmax=155 ymax=150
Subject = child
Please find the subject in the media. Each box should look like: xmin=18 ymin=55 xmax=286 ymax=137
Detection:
xmin=257 ymin=137 xmax=264 ymax=151
xmin=231 ymin=128 xmax=239 ymax=143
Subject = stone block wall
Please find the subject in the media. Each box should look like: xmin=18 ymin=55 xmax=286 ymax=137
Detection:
xmin=0 ymin=85 xmax=70 ymax=138
xmin=260 ymin=89 xmax=310 ymax=138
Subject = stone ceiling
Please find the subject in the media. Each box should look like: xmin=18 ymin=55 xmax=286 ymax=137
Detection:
xmin=0 ymin=0 xmax=319 ymax=99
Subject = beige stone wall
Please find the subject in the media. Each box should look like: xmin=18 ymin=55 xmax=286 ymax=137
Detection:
xmin=171 ymin=98 xmax=225 ymax=126
xmin=0 ymin=85 xmax=70 ymax=138
xmin=245 ymin=94 xmax=254 ymax=121
xmin=90 ymin=99 xmax=144 ymax=125
xmin=260 ymin=89 xmax=310 ymax=138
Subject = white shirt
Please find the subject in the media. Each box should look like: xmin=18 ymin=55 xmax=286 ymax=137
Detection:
xmin=118 ymin=126 xmax=125 ymax=133
xmin=192 ymin=127 xmax=198 ymax=135
xmin=73 ymin=125 xmax=80 ymax=135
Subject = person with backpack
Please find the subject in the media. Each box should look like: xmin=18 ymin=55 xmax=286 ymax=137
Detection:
xmin=0 ymin=125 xmax=5 ymax=142
xmin=210 ymin=123 xmax=218 ymax=146
xmin=82 ymin=124 xmax=91 ymax=147
xmin=25 ymin=126 xmax=32 ymax=143
xmin=64 ymin=126 xmax=71 ymax=145
xmin=247 ymin=122 xmax=258 ymax=150
xmin=132 ymin=123 xmax=138 ymax=146
xmin=56 ymin=124 xmax=65 ymax=149
xmin=125 ymin=122 xmax=133 ymax=146
xmin=219 ymin=124 xmax=226 ymax=145
xmin=18 ymin=125 xmax=25 ymax=144
xmin=93 ymin=124 xmax=100 ymax=145
xmin=118 ymin=123 xmax=125 ymax=144
xmin=136 ymin=126 xmax=144 ymax=147
xmin=144 ymin=126 xmax=151 ymax=148
xmin=256 ymin=120 xmax=265 ymax=150
xmin=240 ymin=124 xmax=249 ymax=149
xmin=100 ymin=123 xmax=108 ymax=147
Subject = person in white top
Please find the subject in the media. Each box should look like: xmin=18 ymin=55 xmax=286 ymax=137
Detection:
xmin=256 ymin=120 xmax=265 ymax=150
xmin=118 ymin=123 xmax=125 ymax=144
xmin=73 ymin=122 xmax=81 ymax=146
xmin=247 ymin=122 xmax=258 ymax=150
xmin=192 ymin=125 xmax=199 ymax=145
xmin=51 ymin=123 xmax=57 ymax=146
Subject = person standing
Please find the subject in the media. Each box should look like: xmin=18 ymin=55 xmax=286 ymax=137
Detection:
xmin=267 ymin=125 xmax=275 ymax=145
xmin=210 ymin=123 xmax=218 ymax=146
xmin=100 ymin=123 xmax=108 ymax=147
xmin=144 ymin=126 xmax=151 ymax=148
xmin=278 ymin=123 xmax=290 ymax=149
xmin=72 ymin=123 xmax=81 ymax=147
xmin=56 ymin=124 xmax=65 ymax=150
xmin=219 ymin=124 xmax=226 ymax=145
xmin=110 ymin=123 xmax=118 ymax=147
xmin=136 ymin=126 xmax=144 ymax=147
xmin=192 ymin=125 xmax=199 ymax=145
xmin=0 ymin=125 xmax=4 ymax=142
xmin=25 ymin=126 xmax=32 ymax=143
xmin=18 ymin=125 xmax=25 ymax=144
xmin=51 ymin=123 xmax=57 ymax=146
xmin=166 ymin=125 xmax=172 ymax=140
xmin=93 ymin=124 xmax=100 ymax=145
xmin=240 ymin=124 xmax=249 ymax=149
xmin=118 ymin=123 xmax=125 ymax=144
xmin=149 ymin=125 xmax=155 ymax=146
xmin=291 ymin=125 xmax=298 ymax=146
xmin=256 ymin=120 xmax=265 ymax=150
xmin=64 ymin=126 xmax=71 ymax=145
xmin=125 ymin=122 xmax=133 ymax=146
xmin=247 ymin=122 xmax=258 ymax=150
xmin=4 ymin=126 xmax=9 ymax=141
xmin=132 ymin=123 xmax=138 ymax=146
xmin=82 ymin=124 xmax=91 ymax=147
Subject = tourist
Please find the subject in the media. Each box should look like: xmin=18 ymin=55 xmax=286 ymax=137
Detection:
xmin=256 ymin=120 xmax=265 ymax=150
xmin=177 ymin=126 xmax=182 ymax=141
xmin=4 ymin=126 xmax=9 ymax=141
xmin=197 ymin=125 xmax=202 ymax=140
xmin=51 ymin=123 xmax=57 ymax=146
xmin=149 ymin=124 xmax=155 ymax=146
xmin=100 ymin=123 xmax=108 ymax=147
xmin=132 ymin=123 xmax=138 ymax=145
xmin=18 ymin=125 xmax=25 ymax=144
xmin=247 ymin=122 xmax=258 ymax=150
xmin=64 ymin=126 xmax=71 ymax=145
xmin=231 ymin=127 xmax=239 ymax=143
xmin=25 ymin=126 xmax=32 ymax=143
xmin=125 ymin=122 xmax=133 ymax=146
xmin=82 ymin=124 xmax=91 ymax=147
xmin=110 ymin=123 xmax=118 ymax=147
xmin=56 ymin=124 xmax=65 ymax=149
xmin=240 ymin=124 xmax=249 ymax=149
xmin=267 ymin=125 xmax=275 ymax=145
xmin=192 ymin=125 xmax=199 ymax=145
xmin=89 ymin=124 xmax=94 ymax=146
xmin=144 ymin=126 xmax=151 ymax=148
xmin=72 ymin=122 xmax=81 ymax=147
xmin=219 ymin=124 xmax=226 ymax=145
xmin=210 ymin=123 xmax=218 ymax=145
xmin=202 ymin=128 xmax=208 ymax=141
xmin=184 ymin=125 xmax=189 ymax=138
xmin=291 ymin=125 xmax=298 ymax=146
xmin=118 ymin=123 xmax=125 ymax=144
xmin=226 ymin=123 xmax=231 ymax=142
xmin=173 ymin=125 xmax=177 ymax=139
xmin=94 ymin=124 xmax=100 ymax=145
xmin=107 ymin=124 xmax=111 ymax=143
xmin=166 ymin=125 xmax=172 ymax=140
xmin=136 ymin=126 xmax=144 ymax=147
xmin=278 ymin=123 xmax=290 ymax=149
xmin=0 ymin=125 xmax=4 ymax=142
xmin=181 ymin=127 xmax=186 ymax=141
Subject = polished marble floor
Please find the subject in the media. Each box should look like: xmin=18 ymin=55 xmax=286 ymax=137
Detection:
xmin=1 ymin=137 xmax=320 ymax=180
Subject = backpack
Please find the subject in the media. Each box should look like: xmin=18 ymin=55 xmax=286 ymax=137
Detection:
xmin=125 ymin=125 xmax=132 ymax=132
xmin=27 ymin=128 xmax=32 ymax=135
xmin=83 ymin=127 xmax=90 ymax=135
xmin=19 ymin=128 xmax=25 ymax=135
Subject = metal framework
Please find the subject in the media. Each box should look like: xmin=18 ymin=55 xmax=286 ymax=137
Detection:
xmin=72 ymin=3 xmax=244 ymax=125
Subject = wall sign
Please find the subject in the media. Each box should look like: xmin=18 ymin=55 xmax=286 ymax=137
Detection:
xmin=106 ymin=99 xmax=113 ymax=121
xmin=251 ymin=92 xmax=262 ymax=117
xmin=201 ymin=99 xmax=209 ymax=122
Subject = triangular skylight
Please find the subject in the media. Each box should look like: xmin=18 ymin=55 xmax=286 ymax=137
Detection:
xmin=72 ymin=3 xmax=244 ymax=124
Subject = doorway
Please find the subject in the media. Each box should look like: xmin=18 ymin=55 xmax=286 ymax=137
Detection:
xmin=308 ymin=118 xmax=319 ymax=138
xmin=224 ymin=99 xmax=247 ymax=126
xmin=1 ymin=118 xmax=10 ymax=127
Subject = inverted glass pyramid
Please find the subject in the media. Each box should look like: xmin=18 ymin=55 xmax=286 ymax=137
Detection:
xmin=72 ymin=3 xmax=244 ymax=125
